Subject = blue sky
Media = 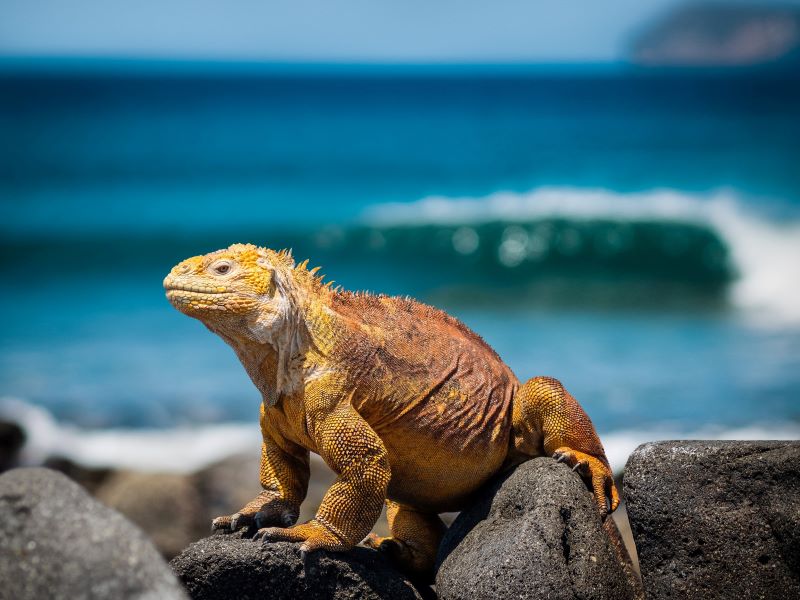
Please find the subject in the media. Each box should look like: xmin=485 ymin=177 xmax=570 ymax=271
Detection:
xmin=0 ymin=0 xmax=693 ymax=62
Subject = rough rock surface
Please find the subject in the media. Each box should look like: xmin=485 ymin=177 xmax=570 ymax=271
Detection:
xmin=0 ymin=467 xmax=187 ymax=600
xmin=170 ymin=534 xmax=426 ymax=600
xmin=625 ymin=440 xmax=800 ymax=600
xmin=435 ymin=457 xmax=641 ymax=600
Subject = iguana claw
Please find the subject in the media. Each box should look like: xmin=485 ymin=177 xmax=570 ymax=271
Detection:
xmin=211 ymin=512 xmax=253 ymax=533
xmin=255 ymin=519 xmax=348 ymax=553
xmin=212 ymin=493 xmax=299 ymax=534
xmin=211 ymin=515 xmax=234 ymax=533
xmin=552 ymin=447 xmax=619 ymax=515
xmin=572 ymin=460 xmax=590 ymax=476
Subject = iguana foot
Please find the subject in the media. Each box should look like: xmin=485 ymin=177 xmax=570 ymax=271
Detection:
xmin=254 ymin=518 xmax=349 ymax=553
xmin=212 ymin=513 xmax=252 ymax=533
xmin=552 ymin=447 xmax=619 ymax=515
xmin=363 ymin=503 xmax=444 ymax=584
xmin=363 ymin=500 xmax=447 ymax=584
xmin=211 ymin=493 xmax=298 ymax=533
xmin=363 ymin=533 xmax=436 ymax=582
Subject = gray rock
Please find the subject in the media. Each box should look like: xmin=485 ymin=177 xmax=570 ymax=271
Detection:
xmin=625 ymin=440 xmax=800 ymax=600
xmin=435 ymin=457 xmax=641 ymax=600
xmin=170 ymin=534 xmax=427 ymax=600
xmin=0 ymin=467 xmax=187 ymax=600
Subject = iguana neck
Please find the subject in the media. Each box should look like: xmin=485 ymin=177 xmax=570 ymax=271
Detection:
xmin=208 ymin=270 xmax=335 ymax=406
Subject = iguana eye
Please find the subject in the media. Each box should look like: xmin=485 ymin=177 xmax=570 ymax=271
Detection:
xmin=212 ymin=262 xmax=232 ymax=275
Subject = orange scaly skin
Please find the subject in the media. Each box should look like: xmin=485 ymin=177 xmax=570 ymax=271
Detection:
xmin=164 ymin=243 xmax=619 ymax=580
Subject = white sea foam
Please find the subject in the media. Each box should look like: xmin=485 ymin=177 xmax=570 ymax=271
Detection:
xmin=0 ymin=397 xmax=259 ymax=473
xmin=364 ymin=187 xmax=800 ymax=326
xmin=602 ymin=424 xmax=800 ymax=473
xmin=2 ymin=397 xmax=797 ymax=475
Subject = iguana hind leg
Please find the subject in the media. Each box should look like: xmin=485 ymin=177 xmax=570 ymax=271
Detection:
xmin=509 ymin=376 xmax=619 ymax=515
xmin=364 ymin=500 xmax=446 ymax=584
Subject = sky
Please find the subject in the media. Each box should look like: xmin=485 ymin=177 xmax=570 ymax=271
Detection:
xmin=0 ymin=0 xmax=694 ymax=63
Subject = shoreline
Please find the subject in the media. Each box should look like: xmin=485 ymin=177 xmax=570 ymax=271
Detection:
xmin=2 ymin=396 xmax=798 ymax=475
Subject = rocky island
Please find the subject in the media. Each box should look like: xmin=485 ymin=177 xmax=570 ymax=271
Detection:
xmin=630 ymin=3 xmax=800 ymax=68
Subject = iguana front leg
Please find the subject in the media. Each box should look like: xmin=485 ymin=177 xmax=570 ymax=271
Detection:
xmin=212 ymin=406 xmax=310 ymax=533
xmin=511 ymin=376 xmax=619 ymax=514
xmin=256 ymin=402 xmax=390 ymax=554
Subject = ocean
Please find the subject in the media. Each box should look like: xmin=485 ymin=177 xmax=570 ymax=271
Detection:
xmin=1 ymin=63 xmax=799 ymax=472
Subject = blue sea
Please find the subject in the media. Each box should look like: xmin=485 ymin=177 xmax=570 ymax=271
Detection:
xmin=1 ymin=62 xmax=799 ymax=471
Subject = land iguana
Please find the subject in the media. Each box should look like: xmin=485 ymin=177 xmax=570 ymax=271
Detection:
xmin=164 ymin=243 xmax=619 ymax=580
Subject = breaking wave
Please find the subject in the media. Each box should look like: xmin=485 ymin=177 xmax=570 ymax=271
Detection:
xmin=0 ymin=397 xmax=258 ymax=473
xmin=360 ymin=187 xmax=800 ymax=325
xmin=3 ymin=186 xmax=799 ymax=324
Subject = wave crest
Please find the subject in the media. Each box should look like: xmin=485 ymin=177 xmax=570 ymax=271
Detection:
xmin=362 ymin=187 xmax=800 ymax=325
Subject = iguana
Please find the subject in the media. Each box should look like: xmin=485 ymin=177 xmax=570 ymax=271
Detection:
xmin=164 ymin=243 xmax=619 ymax=580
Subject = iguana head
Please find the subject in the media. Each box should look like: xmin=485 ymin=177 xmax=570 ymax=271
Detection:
xmin=164 ymin=243 xmax=296 ymax=342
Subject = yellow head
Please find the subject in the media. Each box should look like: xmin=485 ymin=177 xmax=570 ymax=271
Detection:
xmin=163 ymin=243 xmax=294 ymax=341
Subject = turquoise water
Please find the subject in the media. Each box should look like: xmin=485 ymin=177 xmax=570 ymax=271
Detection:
xmin=1 ymin=64 xmax=799 ymax=459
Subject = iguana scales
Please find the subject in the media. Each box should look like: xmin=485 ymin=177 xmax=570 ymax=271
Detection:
xmin=164 ymin=243 xmax=619 ymax=580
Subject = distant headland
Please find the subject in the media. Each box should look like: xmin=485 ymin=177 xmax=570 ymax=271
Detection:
xmin=630 ymin=3 xmax=800 ymax=68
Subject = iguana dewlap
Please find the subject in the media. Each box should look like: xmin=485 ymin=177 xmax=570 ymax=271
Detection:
xmin=164 ymin=243 xmax=618 ymax=580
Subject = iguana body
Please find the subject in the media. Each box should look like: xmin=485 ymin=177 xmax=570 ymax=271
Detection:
xmin=164 ymin=243 xmax=618 ymax=580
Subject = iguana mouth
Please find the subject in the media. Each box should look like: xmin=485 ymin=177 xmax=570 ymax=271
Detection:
xmin=165 ymin=284 xmax=232 ymax=295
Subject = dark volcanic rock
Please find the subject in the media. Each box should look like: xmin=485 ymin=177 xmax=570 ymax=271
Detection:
xmin=435 ymin=457 xmax=641 ymax=600
xmin=170 ymin=534 xmax=426 ymax=600
xmin=625 ymin=441 xmax=800 ymax=600
xmin=0 ymin=467 xmax=187 ymax=600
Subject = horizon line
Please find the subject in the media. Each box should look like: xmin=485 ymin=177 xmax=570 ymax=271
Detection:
xmin=1 ymin=55 xmax=797 ymax=77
